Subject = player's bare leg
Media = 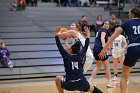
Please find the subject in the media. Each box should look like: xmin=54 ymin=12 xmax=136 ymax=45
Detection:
xmin=120 ymin=65 xmax=132 ymax=93
xmin=55 ymin=76 xmax=64 ymax=93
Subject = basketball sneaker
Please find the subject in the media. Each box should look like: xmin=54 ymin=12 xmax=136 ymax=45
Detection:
xmin=107 ymin=80 xmax=113 ymax=88
xmin=112 ymin=76 xmax=118 ymax=81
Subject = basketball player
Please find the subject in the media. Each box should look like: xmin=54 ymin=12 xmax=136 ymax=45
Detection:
xmin=55 ymin=28 xmax=103 ymax=93
xmin=89 ymin=20 xmax=113 ymax=88
xmin=112 ymin=25 xmax=127 ymax=81
xmin=99 ymin=7 xmax=140 ymax=93
xmin=56 ymin=22 xmax=94 ymax=73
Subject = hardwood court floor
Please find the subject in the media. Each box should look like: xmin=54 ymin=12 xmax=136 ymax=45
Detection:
xmin=0 ymin=75 xmax=140 ymax=93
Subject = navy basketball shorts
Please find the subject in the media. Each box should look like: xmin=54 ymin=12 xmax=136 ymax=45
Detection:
xmin=61 ymin=77 xmax=90 ymax=92
xmin=124 ymin=46 xmax=140 ymax=67
xmin=93 ymin=46 xmax=108 ymax=61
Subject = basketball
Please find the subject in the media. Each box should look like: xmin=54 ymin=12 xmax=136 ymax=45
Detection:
xmin=57 ymin=27 xmax=68 ymax=40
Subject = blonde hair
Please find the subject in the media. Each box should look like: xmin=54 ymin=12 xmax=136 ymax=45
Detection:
xmin=75 ymin=23 xmax=82 ymax=31
xmin=0 ymin=39 xmax=3 ymax=43
xmin=74 ymin=23 xmax=86 ymax=37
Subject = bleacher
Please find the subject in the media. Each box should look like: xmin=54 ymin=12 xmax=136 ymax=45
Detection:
xmin=0 ymin=0 xmax=139 ymax=80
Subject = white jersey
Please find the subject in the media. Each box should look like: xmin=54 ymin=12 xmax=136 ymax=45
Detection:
xmin=72 ymin=33 xmax=94 ymax=72
xmin=112 ymin=35 xmax=126 ymax=50
xmin=112 ymin=35 xmax=127 ymax=58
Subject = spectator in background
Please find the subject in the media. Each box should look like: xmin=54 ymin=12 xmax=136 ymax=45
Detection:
xmin=109 ymin=14 xmax=122 ymax=36
xmin=79 ymin=15 xmax=88 ymax=31
xmin=57 ymin=0 xmax=72 ymax=7
xmin=25 ymin=0 xmax=30 ymax=6
xmin=0 ymin=40 xmax=13 ymax=68
xmin=31 ymin=0 xmax=38 ymax=7
xmin=80 ymin=0 xmax=90 ymax=7
xmin=67 ymin=0 xmax=72 ymax=6
xmin=76 ymin=0 xmax=81 ymax=7
xmin=10 ymin=0 xmax=26 ymax=11
xmin=90 ymin=0 xmax=97 ymax=6
xmin=54 ymin=0 xmax=61 ymax=6
xmin=95 ymin=15 xmax=103 ymax=35
xmin=17 ymin=0 xmax=26 ymax=10
xmin=79 ymin=15 xmax=96 ymax=35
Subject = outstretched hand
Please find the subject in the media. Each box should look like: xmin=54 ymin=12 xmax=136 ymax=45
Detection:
xmin=54 ymin=26 xmax=62 ymax=35
xmin=98 ymin=49 xmax=106 ymax=60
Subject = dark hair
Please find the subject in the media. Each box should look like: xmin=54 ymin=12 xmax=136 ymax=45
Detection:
xmin=71 ymin=41 xmax=81 ymax=54
xmin=130 ymin=7 xmax=140 ymax=18
xmin=101 ymin=20 xmax=109 ymax=27
xmin=97 ymin=15 xmax=102 ymax=20
xmin=82 ymin=15 xmax=86 ymax=18
xmin=74 ymin=22 xmax=86 ymax=37
xmin=110 ymin=13 xmax=116 ymax=17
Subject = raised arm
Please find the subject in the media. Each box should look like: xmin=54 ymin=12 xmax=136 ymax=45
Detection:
xmin=55 ymin=36 xmax=68 ymax=57
xmin=80 ymin=27 xmax=90 ymax=55
xmin=55 ymin=29 xmax=78 ymax=39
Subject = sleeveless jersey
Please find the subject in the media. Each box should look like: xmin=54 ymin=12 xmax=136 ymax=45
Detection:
xmin=112 ymin=35 xmax=126 ymax=50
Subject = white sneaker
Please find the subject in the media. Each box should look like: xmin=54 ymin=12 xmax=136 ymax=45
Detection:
xmin=107 ymin=80 xmax=113 ymax=88
xmin=8 ymin=61 xmax=13 ymax=68
xmin=112 ymin=76 xmax=118 ymax=81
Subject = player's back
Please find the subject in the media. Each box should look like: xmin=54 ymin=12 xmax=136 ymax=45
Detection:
xmin=64 ymin=54 xmax=85 ymax=81
xmin=124 ymin=19 xmax=140 ymax=44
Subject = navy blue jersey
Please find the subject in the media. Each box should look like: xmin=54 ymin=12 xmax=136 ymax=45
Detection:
xmin=121 ymin=18 xmax=140 ymax=67
xmin=94 ymin=28 xmax=108 ymax=48
xmin=121 ymin=19 xmax=140 ymax=44
xmin=55 ymin=36 xmax=89 ymax=81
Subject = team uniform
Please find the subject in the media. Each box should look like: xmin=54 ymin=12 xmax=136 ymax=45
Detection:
xmin=112 ymin=35 xmax=127 ymax=58
xmin=120 ymin=18 xmax=140 ymax=67
xmin=73 ymin=33 xmax=94 ymax=72
xmin=55 ymin=36 xmax=90 ymax=92
xmin=93 ymin=28 xmax=108 ymax=61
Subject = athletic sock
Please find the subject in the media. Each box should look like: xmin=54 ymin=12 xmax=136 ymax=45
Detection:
xmin=107 ymin=79 xmax=112 ymax=83
xmin=89 ymin=77 xmax=94 ymax=80
xmin=92 ymin=86 xmax=103 ymax=93
xmin=114 ymin=73 xmax=118 ymax=77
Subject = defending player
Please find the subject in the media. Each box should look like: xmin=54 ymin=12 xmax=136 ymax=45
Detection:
xmin=55 ymin=27 xmax=103 ymax=93
xmin=99 ymin=7 xmax=140 ymax=93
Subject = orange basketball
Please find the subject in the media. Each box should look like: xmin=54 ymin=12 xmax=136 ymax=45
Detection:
xmin=57 ymin=28 xmax=68 ymax=40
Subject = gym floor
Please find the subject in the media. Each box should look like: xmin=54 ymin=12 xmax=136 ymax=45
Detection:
xmin=0 ymin=75 xmax=140 ymax=93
